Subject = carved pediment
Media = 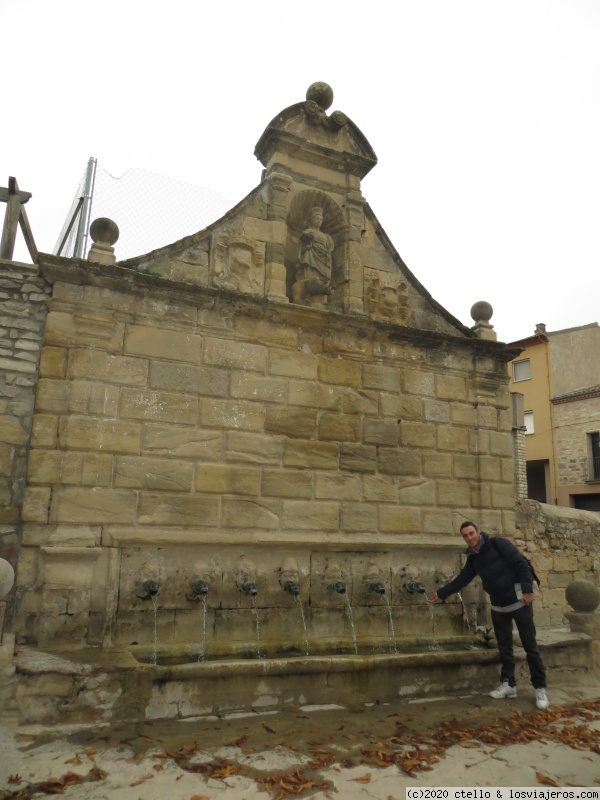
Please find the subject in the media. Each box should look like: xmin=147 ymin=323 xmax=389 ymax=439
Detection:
xmin=255 ymin=82 xmax=377 ymax=180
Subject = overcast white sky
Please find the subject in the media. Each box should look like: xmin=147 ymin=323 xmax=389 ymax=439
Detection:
xmin=4 ymin=0 xmax=599 ymax=343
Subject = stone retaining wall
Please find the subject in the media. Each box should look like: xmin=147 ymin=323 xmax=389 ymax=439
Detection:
xmin=515 ymin=499 xmax=600 ymax=627
xmin=0 ymin=259 xmax=49 ymax=581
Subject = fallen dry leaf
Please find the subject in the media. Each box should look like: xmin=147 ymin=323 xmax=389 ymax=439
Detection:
xmin=536 ymin=772 xmax=559 ymax=786
xmin=350 ymin=772 xmax=372 ymax=783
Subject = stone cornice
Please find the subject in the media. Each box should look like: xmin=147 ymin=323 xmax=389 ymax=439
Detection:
xmin=38 ymin=252 xmax=518 ymax=363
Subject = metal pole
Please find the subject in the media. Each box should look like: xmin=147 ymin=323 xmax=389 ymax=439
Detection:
xmin=73 ymin=157 xmax=97 ymax=259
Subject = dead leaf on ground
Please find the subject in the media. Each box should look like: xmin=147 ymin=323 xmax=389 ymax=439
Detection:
xmin=350 ymin=772 xmax=372 ymax=783
xmin=536 ymin=772 xmax=559 ymax=786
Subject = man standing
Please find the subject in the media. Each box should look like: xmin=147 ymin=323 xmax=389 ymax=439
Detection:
xmin=428 ymin=521 xmax=549 ymax=710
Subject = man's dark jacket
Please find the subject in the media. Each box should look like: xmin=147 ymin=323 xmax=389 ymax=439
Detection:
xmin=437 ymin=532 xmax=534 ymax=607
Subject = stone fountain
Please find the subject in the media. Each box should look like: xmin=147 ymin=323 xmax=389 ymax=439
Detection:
xmin=6 ymin=83 xmax=521 ymax=723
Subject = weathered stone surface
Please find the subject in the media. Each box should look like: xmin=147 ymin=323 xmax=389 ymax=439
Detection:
xmin=201 ymin=399 xmax=265 ymax=432
xmin=268 ymin=350 xmax=317 ymax=380
xmin=52 ymin=488 xmax=137 ymax=524
xmin=124 ymin=324 xmax=202 ymax=364
xmin=288 ymin=381 xmax=342 ymax=410
xmin=315 ymin=473 xmax=361 ymax=501
xmin=230 ymin=373 xmax=288 ymax=403
xmin=436 ymin=375 xmax=467 ymax=401
xmin=362 ymin=363 xmax=400 ymax=392
xmin=120 ymin=389 xmax=198 ymax=424
xmin=203 ymin=338 xmax=266 ymax=372
xmin=144 ymin=424 xmax=222 ymax=459
xmin=402 ymin=370 xmax=434 ymax=397
xmin=265 ymin=407 xmax=316 ymax=438
xmin=479 ymin=455 xmax=502 ymax=481
xmin=283 ymin=440 xmax=338 ymax=469
xmin=45 ymin=311 xmax=124 ymax=351
xmin=377 ymin=448 xmax=421 ymax=476
xmin=422 ymin=453 xmax=453 ymax=477
xmin=489 ymin=431 xmax=513 ymax=457
xmin=31 ymin=414 xmax=58 ymax=448
xmin=225 ymin=432 xmax=282 ymax=465
xmin=397 ymin=478 xmax=436 ymax=505
xmin=261 ymin=469 xmax=312 ymax=498
xmin=59 ymin=417 xmax=141 ymax=454
xmin=0 ymin=416 xmax=29 ymax=445
xmin=36 ymin=379 xmax=69 ymax=413
xmin=453 ymin=454 xmax=479 ymax=479
xmin=138 ymin=493 xmax=219 ymax=526
xmin=400 ymin=422 xmax=436 ymax=449
xmin=380 ymin=394 xmax=421 ymax=420
xmin=39 ymin=347 xmax=67 ymax=378
xmin=342 ymin=388 xmax=379 ymax=416
xmin=363 ymin=419 xmax=399 ymax=446
xmin=195 ymin=464 xmax=261 ymax=495
xmin=437 ymin=481 xmax=471 ymax=507
xmin=362 ymin=474 xmax=398 ymax=502
xmin=68 ymin=381 xmax=120 ymax=417
xmin=22 ymin=488 xmax=51 ymax=523
xmin=116 ymin=456 xmax=194 ymax=491
xmin=150 ymin=361 xmax=228 ymax=397
xmin=437 ymin=426 xmax=468 ymax=452
xmin=378 ymin=506 xmax=421 ymax=533
xmin=282 ymin=501 xmax=339 ymax=531
xmin=0 ymin=443 xmax=13 ymax=476
xmin=70 ymin=349 xmax=148 ymax=385
xmin=221 ymin=499 xmax=279 ymax=529
xmin=339 ymin=444 xmax=376 ymax=473
xmin=340 ymin=502 xmax=378 ymax=532
xmin=424 ymin=399 xmax=450 ymax=423
xmin=317 ymin=357 xmax=361 ymax=387
xmin=318 ymin=413 xmax=360 ymax=442
xmin=450 ymin=402 xmax=476 ymax=427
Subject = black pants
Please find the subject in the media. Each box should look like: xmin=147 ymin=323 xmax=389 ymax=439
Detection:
xmin=491 ymin=604 xmax=546 ymax=689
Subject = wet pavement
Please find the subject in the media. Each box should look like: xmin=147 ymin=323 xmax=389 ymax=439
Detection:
xmin=1 ymin=677 xmax=600 ymax=799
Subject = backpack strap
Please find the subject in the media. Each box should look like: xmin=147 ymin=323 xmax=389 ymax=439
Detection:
xmin=489 ymin=536 xmax=540 ymax=586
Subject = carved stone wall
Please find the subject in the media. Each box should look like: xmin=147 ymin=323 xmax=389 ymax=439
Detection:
xmin=12 ymin=259 xmax=516 ymax=647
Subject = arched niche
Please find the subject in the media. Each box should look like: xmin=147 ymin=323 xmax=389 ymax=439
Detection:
xmin=285 ymin=190 xmax=346 ymax=307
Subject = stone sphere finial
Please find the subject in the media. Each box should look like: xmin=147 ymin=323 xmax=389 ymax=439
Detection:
xmin=0 ymin=558 xmax=15 ymax=600
xmin=470 ymin=301 xmax=493 ymax=324
xmin=306 ymin=82 xmax=334 ymax=110
xmin=470 ymin=301 xmax=496 ymax=341
xmin=566 ymin=579 xmax=600 ymax=613
xmin=90 ymin=217 xmax=119 ymax=246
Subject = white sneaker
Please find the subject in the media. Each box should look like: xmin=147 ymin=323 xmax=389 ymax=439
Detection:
xmin=490 ymin=681 xmax=517 ymax=699
xmin=535 ymin=688 xmax=549 ymax=709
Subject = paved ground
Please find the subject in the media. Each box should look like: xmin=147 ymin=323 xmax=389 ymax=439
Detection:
xmin=1 ymin=679 xmax=600 ymax=799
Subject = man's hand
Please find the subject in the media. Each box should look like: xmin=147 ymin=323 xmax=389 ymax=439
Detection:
xmin=427 ymin=592 xmax=439 ymax=604
xmin=523 ymin=592 xmax=535 ymax=605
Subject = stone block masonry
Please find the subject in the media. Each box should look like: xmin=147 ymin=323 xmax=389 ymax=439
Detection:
xmin=0 ymin=259 xmax=50 ymax=578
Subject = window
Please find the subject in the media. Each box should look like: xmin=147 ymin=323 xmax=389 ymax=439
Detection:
xmin=589 ymin=432 xmax=600 ymax=480
xmin=513 ymin=359 xmax=531 ymax=382
xmin=524 ymin=411 xmax=534 ymax=434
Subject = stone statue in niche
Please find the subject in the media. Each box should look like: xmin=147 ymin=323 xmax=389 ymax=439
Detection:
xmin=365 ymin=270 xmax=409 ymax=323
xmin=291 ymin=206 xmax=334 ymax=307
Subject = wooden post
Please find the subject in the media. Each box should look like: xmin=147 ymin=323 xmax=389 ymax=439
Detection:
xmin=0 ymin=177 xmax=36 ymax=261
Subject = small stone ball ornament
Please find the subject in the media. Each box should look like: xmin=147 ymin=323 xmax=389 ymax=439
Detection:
xmin=470 ymin=301 xmax=494 ymax=324
xmin=306 ymin=82 xmax=334 ymax=110
xmin=90 ymin=217 xmax=119 ymax=247
xmin=565 ymin=579 xmax=600 ymax=613
xmin=0 ymin=558 xmax=15 ymax=600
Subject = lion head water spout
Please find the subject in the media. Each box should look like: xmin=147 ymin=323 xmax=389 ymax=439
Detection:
xmin=365 ymin=562 xmax=386 ymax=595
xmin=235 ymin=557 xmax=258 ymax=596
xmin=401 ymin=564 xmax=425 ymax=595
xmin=280 ymin=557 xmax=300 ymax=596
xmin=187 ymin=579 xmax=209 ymax=602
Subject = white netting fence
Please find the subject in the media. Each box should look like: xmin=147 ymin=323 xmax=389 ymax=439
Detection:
xmin=54 ymin=162 xmax=235 ymax=261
